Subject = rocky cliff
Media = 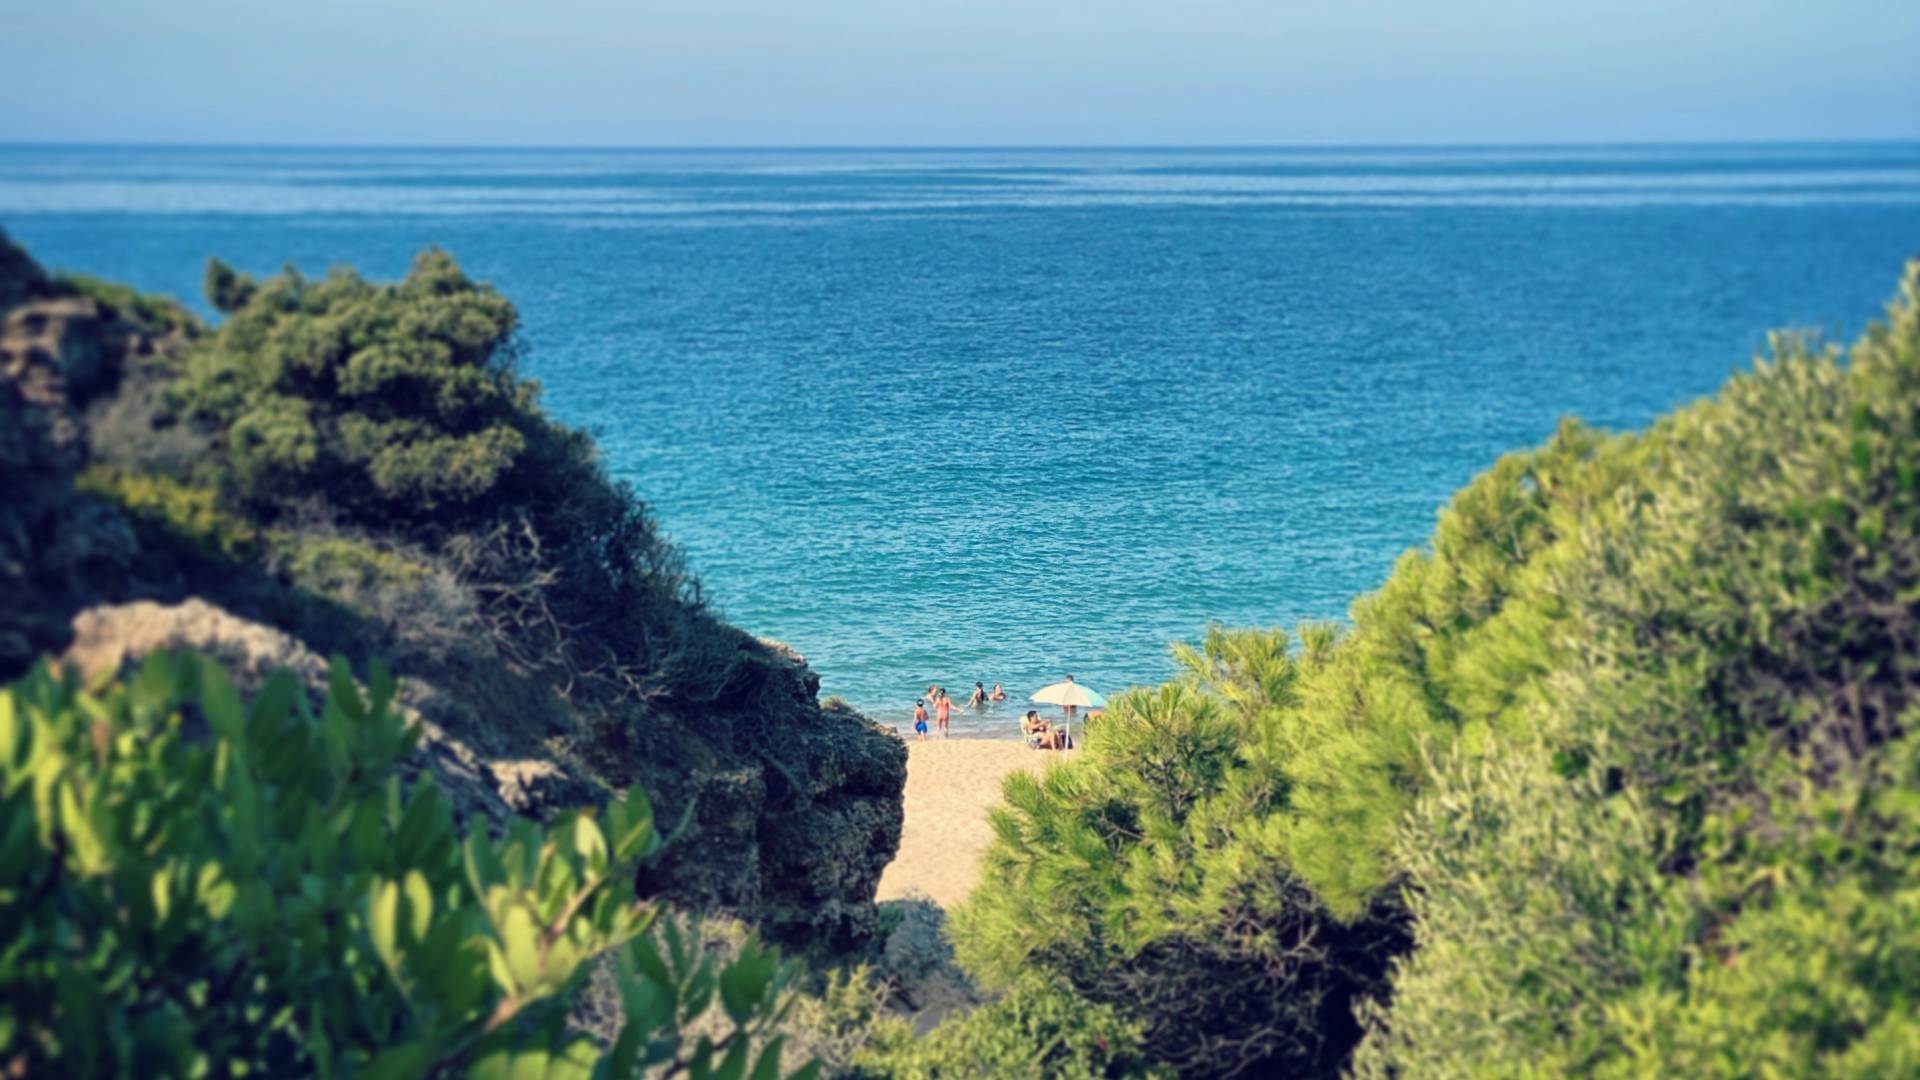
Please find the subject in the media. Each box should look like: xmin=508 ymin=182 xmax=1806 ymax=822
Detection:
xmin=0 ymin=231 xmax=906 ymax=952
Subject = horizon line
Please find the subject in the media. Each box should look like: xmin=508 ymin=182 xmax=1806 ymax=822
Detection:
xmin=3 ymin=136 xmax=1918 ymax=154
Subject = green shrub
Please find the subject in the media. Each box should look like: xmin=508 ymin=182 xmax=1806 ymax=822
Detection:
xmin=77 ymin=466 xmax=444 ymax=625
xmin=78 ymin=464 xmax=259 ymax=561
xmin=1348 ymin=262 xmax=1920 ymax=1075
xmin=0 ymin=650 xmax=818 ymax=1079
xmin=775 ymin=964 xmax=896 ymax=1077
xmin=283 ymin=534 xmax=431 ymax=597
xmin=851 ymin=978 xmax=1164 ymax=1080
xmin=1354 ymin=726 xmax=1920 ymax=1079
xmin=1346 ymin=738 xmax=1697 ymax=1077
xmin=1609 ymin=727 xmax=1920 ymax=1077
xmin=950 ymin=627 xmax=1409 ymax=1078
xmin=174 ymin=251 xmax=527 ymax=515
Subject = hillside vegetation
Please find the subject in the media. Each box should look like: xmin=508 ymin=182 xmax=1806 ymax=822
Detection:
xmin=0 ymin=232 xmax=905 ymax=957
xmin=935 ymin=260 xmax=1920 ymax=1077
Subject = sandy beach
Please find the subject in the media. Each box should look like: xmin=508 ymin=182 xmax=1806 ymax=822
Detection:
xmin=876 ymin=738 xmax=1076 ymax=908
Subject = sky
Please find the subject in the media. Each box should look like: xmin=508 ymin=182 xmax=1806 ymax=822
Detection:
xmin=2 ymin=1 xmax=1917 ymax=146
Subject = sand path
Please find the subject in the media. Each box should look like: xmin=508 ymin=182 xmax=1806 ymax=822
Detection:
xmin=876 ymin=739 xmax=1075 ymax=908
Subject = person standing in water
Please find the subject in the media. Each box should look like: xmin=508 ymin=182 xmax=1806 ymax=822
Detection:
xmin=990 ymin=683 xmax=1007 ymax=701
xmin=912 ymin=699 xmax=930 ymax=741
xmin=967 ymin=682 xmax=987 ymax=708
xmin=934 ymin=690 xmax=954 ymax=737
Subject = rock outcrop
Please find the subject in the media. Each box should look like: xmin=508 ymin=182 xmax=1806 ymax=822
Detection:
xmin=62 ymin=597 xmax=600 ymax=831
xmin=627 ymin=635 xmax=906 ymax=950
xmin=0 ymin=238 xmax=140 ymax=673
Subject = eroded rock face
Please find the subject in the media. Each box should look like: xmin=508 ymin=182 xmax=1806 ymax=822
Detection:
xmin=61 ymin=599 xmax=908 ymax=950
xmin=62 ymin=598 xmax=597 ymax=832
xmin=0 ymin=236 xmax=139 ymax=675
xmin=602 ymin=631 xmax=906 ymax=951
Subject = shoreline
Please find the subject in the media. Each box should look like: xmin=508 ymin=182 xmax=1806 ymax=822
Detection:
xmin=876 ymin=739 xmax=1077 ymax=908
xmin=868 ymin=702 xmax=1094 ymax=743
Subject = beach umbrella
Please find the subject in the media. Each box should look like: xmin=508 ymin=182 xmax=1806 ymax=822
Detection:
xmin=1029 ymin=681 xmax=1104 ymax=747
xmin=1029 ymin=681 xmax=1106 ymax=709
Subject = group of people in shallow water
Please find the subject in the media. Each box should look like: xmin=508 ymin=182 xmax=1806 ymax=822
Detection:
xmin=912 ymin=681 xmax=1007 ymax=738
xmin=909 ymin=678 xmax=1092 ymax=750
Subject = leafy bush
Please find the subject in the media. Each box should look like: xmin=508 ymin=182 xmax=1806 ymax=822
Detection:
xmin=77 ymin=465 xmax=463 ymax=642
xmin=1353 ymin=726 xmax=1920 ymax=1079
xmin=78 ymin=464 xmax=260 ymax=561
xmin=0 ymin=650 xmax=817 ymax=1079
xmin=1347 ymin=261 xmax=1920 ymax=1075
xmin=950 ymin=627 xmax=1410 ymax=1078
xmin=175 ymin=252 xmax=526 ymax=515
xmin=851 ymin=978 xmax=1164 ymax=1080
xmin=283 ymin=533 xmax=430 ymax=597
xmin=774 ymin=964 xmax=897 ymax=1077
xmin=1610 ymin=727 xmax=1920 ymax=1077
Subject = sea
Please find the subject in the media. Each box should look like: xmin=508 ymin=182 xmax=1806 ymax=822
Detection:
xmin=4 ymin=143 xmax=1917 ymax=737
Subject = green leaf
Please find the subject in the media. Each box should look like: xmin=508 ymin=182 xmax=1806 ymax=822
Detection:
xmin=470 ymin=1048 xmax=553 ymax=1080
xmin=197 ymin=658 xmax=247 ymax=745
xmin=394 ymin=779 xmax=447 ymax=864
xmin=718 ymin=963 xmax=754 ymax=1028
xmin=370 ymin=879 xmax=402 ymax=972
xmin=627 ymin=934 xmax=672 ymax=989
xmin=367 ymin=657 xmax=397 ymax=716
xmin=57 ymin=779 xmax=109 ymax=874
xmin=502 ymin=903 xmax=542 ymax=991
xmin=248 ymin=668 xmax=297 ymax=740
xmin=573 ymin=816 xmax=609 ymax=878
xmin=608 ymin=787 xmax=656 ymax=863
xmin=486 ymin=938 xmax=518 ymax=995
xmin=403 ymin=869 xmax=433 ymax=942
xmin=327 ymin=656 xmax=364 ymax=725
xmin=466 ymin=830 xmax=502 ymax=895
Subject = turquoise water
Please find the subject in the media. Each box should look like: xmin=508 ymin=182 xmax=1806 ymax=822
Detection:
xmin=4 ymin=144 xmax=1918 ymax=736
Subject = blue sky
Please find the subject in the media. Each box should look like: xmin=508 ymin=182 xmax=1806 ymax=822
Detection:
xmin=4 ymin=1 xmax=1916 ymax=145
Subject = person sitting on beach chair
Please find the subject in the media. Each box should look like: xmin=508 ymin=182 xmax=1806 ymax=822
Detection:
xmin=1021 ymin=709 xmax=1050 ymax=748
